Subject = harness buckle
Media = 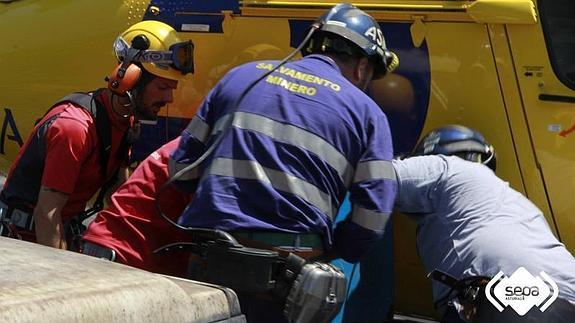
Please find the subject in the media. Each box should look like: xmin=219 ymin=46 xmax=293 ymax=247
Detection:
xmin=429 ymin=269 xmax=490 ymax=321
xmin=0 ymin=200 xmax=34 ymax=237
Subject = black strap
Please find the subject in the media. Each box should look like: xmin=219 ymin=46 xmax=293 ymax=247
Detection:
xmin=55 ymin=91 xmax=112 ymax=177
xmin=428 ymin=269 xmax=491 ymax=309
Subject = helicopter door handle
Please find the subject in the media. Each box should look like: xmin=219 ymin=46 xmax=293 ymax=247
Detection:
xmin=539 ymin=94 xmax=575 ymax=104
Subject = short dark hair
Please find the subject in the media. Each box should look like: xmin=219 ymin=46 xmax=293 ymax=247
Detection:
xmin=306 ymin=31 xmax=365 ymax=63
xmin=135 ymin=64 xmax=157 ymax=91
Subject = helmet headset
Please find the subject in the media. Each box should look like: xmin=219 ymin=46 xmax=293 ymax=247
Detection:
xmin=412 ymin=125 xmax=497 ymax=171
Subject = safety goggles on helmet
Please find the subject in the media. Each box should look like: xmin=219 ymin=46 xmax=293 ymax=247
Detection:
xmin=113 ymin=36 xmax=194 ymax=75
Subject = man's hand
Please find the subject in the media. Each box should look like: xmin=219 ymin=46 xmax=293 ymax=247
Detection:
xmin=34 ymin=186 xmax=69 ymax=249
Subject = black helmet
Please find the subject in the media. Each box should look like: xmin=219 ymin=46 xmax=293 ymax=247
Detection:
xmin=302 ymin=3 xmax=398 ymax=78
xmin=412 ymin=125 xmax=497 ymax=171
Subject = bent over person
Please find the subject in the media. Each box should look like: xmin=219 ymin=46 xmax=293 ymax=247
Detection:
xmin=0 ymin=20 xmax=193 ymax=249
xmin=393 ymin=125 xmax=575 ymax=322
xmin=81 ymin=137 xmax=192 ymax=277
xmin=169 ymin=3 xmax=398 ymax=322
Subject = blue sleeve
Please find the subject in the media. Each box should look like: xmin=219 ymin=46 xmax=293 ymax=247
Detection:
xmin=335 ymin=108 xmax=397 ymax=263
xmin=331 ymin=195 xmax=394 ymax=322
xmin=168 ymin=66 xmax=244 ymax=193
xmin=168 ymin=87 xmax=219 ymax=193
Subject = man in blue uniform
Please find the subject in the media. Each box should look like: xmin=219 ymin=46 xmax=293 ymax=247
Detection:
xmin=169 ymin=3 xmax=398 ymax=321
xmin=394 ymin=125 xmax=575 ymax=322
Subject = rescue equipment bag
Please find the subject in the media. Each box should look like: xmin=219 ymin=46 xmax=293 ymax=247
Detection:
xmin=179 ymin=237 xmax=280 ymax=294
xmin=155 ymin=229 xmax=347 ymax=323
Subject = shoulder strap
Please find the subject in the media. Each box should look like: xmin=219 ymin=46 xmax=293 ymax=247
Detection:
xmin=53 ymin=91 xmax=112 ymax=177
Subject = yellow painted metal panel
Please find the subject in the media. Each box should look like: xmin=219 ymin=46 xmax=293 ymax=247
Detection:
xmin=243 ymin=0 xmax=537 ymax=24
xmin=507 ymin=21 xmax=575 ymax=254
xmin=487 ymin=23 xmax=556 ymax=235
xmin=467 ymin=0 xmax=537 ymax=24
xmin=419 ymin=22 xmax=523 ymax=191
xmin=0 ymin=0 xmax=144 ymax=175
xmin=167 ymin=14 xmax=296 ymax=119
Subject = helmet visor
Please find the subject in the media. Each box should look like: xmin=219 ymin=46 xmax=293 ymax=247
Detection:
xmin=169 ymin=40 xmax=194 ymax=74
xmin=114 ymin=37 xmax=195 ymax=75
xmin=113 ymin=37 xmax=131 ymax=62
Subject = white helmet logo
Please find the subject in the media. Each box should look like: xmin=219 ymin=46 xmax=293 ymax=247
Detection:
xmin=364 ymin=26 xmax=385 ymax=48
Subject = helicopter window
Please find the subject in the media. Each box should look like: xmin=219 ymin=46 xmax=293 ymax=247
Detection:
xmin=539 ymin=0 xmax=575 ymax=90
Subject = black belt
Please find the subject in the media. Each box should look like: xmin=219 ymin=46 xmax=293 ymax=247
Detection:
xmin=233 ymin=232 xmax=323 ymax=249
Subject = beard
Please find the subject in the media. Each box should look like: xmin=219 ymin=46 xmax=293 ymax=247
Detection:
xmin=134 ymin=96 xmax=165 ymax=121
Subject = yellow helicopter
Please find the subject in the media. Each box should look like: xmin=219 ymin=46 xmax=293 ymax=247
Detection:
xmin=1 ymin=0 xmax=573 ymax=321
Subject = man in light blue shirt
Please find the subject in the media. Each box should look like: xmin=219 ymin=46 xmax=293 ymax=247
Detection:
xmin=394 ymin=125 xmax=575 ymax=322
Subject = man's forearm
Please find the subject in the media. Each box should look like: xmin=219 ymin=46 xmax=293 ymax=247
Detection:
xmin=34 ymin=206 xmax=66 ymax=249
xmin=34 ymin=187 xmax=69 ymax=249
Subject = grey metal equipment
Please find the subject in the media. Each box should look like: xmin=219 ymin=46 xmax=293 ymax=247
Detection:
xmin=81 ymin=241 xmax=117 ymax=262
xmin=284 ymin=262 xmax=347 ymax=323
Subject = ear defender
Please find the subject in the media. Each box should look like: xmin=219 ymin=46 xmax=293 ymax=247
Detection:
xmin=106 ymin=34 xmax=150 ymax=95
xmin=107 ymin=64 xmax=142 ymax=95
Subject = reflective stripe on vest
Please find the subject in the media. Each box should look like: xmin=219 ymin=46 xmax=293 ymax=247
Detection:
xmin=180 ymin=111 xmax=355 ymax=187
xmin=207 ymin=157 xmax=336 ymax=219
xmin=354 ymin=160 xmax=395 ymax=183
xmin=351 ymin=205 xmax=391 ymax=231
xmin=168 ymin=158 xmax=201 ymax=181
xmin=184 ymin=116 xmax=210 ymax=144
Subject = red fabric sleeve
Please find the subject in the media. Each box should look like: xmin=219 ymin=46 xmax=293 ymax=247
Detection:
xmin=41 ymin=111 xmax=95 ymax=194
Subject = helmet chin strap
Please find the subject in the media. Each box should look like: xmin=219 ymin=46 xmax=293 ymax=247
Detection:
xmin=482 ymin=145 xmax=496 ymax=166
xmin=109 ymin=92 xmax=132 ymax=119
xmin=125 ymin=89 xmax=136 ymax=109
xmin=124 ymin=89 xmax=143 ymax=119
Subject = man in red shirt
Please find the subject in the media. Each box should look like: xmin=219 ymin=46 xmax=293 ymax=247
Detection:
xmin=82 ymin=137 xmax=192 ymax=277
xmin=0 ymin=20 xmax=194 ymax=250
